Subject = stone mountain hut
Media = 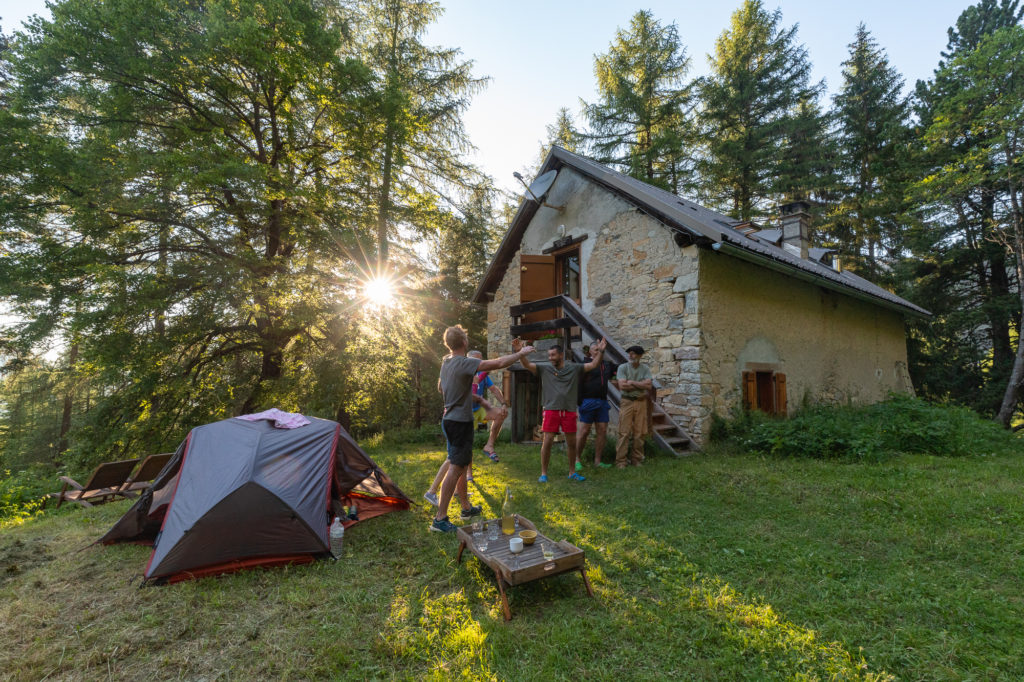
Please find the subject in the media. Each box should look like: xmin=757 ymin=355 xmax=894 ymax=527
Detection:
xmin=473 ymin=147 xmax=929 ymax=449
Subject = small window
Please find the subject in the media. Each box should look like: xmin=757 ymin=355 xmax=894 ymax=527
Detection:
xmin=557 ymin=250 xmax=580 ymax=301
xmin=742 ymin=370 xmax=787 ymax=415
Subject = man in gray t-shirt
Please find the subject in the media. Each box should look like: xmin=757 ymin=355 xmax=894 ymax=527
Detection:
xmin=430 ymin=325 xmax=534 ymax=534
xmin=516 ymin=337 xmax=607 ymax=483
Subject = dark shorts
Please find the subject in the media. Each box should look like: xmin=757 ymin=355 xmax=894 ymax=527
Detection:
xmin=578 ymin=398 xmax=610 ymax=424
xmin=542 ymin=410 xmax=577 ymax=434
xmin=442 ymin=419 xmax=474 ymax=467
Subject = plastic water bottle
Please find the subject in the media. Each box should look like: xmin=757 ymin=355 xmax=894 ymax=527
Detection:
xmin=329 ymin=516 xmax=345 ymax=557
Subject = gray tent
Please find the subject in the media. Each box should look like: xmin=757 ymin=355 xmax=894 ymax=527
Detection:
xmin=101 ymin=416 xmax=410 ymax=584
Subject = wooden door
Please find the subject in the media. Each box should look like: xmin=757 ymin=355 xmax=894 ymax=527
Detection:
xmin=519 ymin=255 xmax=556 ymax=339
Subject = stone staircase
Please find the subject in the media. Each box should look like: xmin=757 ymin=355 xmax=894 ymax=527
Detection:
xmin=509 ymin=295 xmax=696 ymax=456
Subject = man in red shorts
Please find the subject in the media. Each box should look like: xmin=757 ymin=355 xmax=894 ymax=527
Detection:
xmin=515 ymin=337 xmax=607 ymax=483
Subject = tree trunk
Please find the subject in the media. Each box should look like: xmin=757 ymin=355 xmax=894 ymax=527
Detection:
xmin=995 ymin=243 xmax=1024 ymax=426
xmin=56 ymin=342 xmax=80 ymax=464
xmin=996 ymin=164 xmax=1024 ymax=427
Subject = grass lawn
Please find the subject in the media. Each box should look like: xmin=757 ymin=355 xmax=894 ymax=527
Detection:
xmin=2 ymin=439 xmax=1023 ymax=680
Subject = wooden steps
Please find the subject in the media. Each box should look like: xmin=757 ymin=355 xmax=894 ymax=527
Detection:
xmin=509 ymin=294 xmax=697 ymax=455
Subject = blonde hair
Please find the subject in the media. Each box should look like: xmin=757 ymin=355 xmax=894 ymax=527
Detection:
xmin=443 ymin=325 xmax=469 ymax=352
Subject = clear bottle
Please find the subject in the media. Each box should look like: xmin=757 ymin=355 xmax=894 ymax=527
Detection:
xmin=329 ymin=516 xmax=345 ymax=557
xmin=501 ymin=486 xmax=515 ymax=535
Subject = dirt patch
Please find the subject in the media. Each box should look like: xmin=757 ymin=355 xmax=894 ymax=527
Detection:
xmin=0 ymin=537 xmax=54 ymax=585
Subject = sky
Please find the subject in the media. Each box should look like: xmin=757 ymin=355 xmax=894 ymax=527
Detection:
xmin=1 ymin=0 xmax=975 ymax=196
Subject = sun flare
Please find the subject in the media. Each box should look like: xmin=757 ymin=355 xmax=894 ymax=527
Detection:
xmin=363 ymin=277 xmax=396 ymax=307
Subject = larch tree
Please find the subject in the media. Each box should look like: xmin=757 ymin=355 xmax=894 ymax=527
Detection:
xmin=583 ymin=10 xmax=694 ymax=193
xmin=354 ymin=0 xmax=485 ymax=268
xmin=0 ymin=0 xmax=378 ymax=460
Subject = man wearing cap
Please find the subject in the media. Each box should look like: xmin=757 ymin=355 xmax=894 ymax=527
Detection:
xmin=615 ymin=345 xmax=653 ymax=468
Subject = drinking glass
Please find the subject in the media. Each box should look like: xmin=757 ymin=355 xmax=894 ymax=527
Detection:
xmin=475 ymin=536 xmax=488 ymax=553
xmin=487 ymin=521 xmax=499 ymax=542
xmin=541 ymin=542 xmax=555 ymax=562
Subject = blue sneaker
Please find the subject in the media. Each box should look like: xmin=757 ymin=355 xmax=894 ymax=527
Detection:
xmin=460 ymin=505 xmax=482 ymax=520
xmin=429 ymin=517 xmax=458 ymax=533
xmin=568 ymin=472 xmax=586 ymax=482
xmin=538 ymin=474 xmax=548 ymax=483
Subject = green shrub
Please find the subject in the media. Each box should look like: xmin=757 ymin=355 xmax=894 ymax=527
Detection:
xmin=0 ymin=464 xmax=52 ymax=528
xmin=724 ymin=394 xmax=1020 ymax=461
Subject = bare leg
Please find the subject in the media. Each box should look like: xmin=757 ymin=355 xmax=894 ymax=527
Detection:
xmin=593 ymin=422 xmax=608 ymax=465
xmin=576 ymin=421 xmax=592 ymax=461
xmin=427 ymin=460 xmax=449 ymax=495
xmin=484 ymin=412 xmax=505 ymax=452
xmin=435 ymin=463 xmax=467 ymax=521
xmin=540 ymin=432 xmax=556 ymax=477
xmin=565 ymin=432 xmax=578 ymax=473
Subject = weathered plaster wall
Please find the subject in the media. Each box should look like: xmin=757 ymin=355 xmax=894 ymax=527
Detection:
xmin=585 ymin=213 xmax=708 ymax=441
xmin=698 ymin=249 xmax=914 ymax=422
xmin=486 ymin=249 xmax=520 ymax=371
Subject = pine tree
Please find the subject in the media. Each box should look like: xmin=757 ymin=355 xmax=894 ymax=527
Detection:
xmin=698 ymin=0 xmax=823 ymax=220
xmin=825 ymin=24 xmax=912 ymax=279
xmin=583 ymin=10 xmax=694 ymax=193
xmin=545 ymin=107 xmax=583 ymax=155
xmin=908 ymin=0 xmax=1023 ymax=416
xmin=919 ymin=25 xmax=1024 ymax=425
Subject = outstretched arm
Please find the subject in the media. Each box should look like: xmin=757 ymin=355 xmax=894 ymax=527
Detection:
xmin=583 ymin=338 xmax=608 ymax=372
xmin=479 ymin=340 xmax=535 ymax=373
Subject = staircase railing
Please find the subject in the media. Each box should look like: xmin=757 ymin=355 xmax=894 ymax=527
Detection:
xmin=509 ymin=295 xmax=695 ymax=454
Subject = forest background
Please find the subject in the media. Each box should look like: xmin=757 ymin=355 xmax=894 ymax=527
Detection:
xmin=2 ymin=0 xmax=1024 ymax=475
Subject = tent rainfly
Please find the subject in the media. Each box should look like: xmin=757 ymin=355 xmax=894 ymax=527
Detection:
xmin=100 ymin=415 xmax=410 ymax=584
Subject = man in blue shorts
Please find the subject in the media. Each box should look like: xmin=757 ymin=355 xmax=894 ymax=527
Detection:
xmin=431 ymin=326 xmax=532 ymax=533
xmin=576 ymin=345 xmax=619 ymax=469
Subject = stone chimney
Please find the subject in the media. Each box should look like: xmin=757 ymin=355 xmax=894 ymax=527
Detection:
xmin=779 ymin=200 xmax=811 ymax=259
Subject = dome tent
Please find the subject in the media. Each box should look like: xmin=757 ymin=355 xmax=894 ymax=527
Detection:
xmin=100 ymin=415 xmax=410 ymax=584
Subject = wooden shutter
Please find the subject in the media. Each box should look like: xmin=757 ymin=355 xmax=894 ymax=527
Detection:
xmin=773 ymin=373 xmax=787 ymax=416
xmin=742 ymin=371 xmax=756 ymax=410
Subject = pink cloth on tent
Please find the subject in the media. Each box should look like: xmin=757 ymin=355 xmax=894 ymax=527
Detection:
xmin=235 ymin=409 xmax=311 ymax=429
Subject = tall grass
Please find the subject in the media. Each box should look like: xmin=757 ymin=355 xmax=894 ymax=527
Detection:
xmin=714 ymin=394 xmax=1018 ymax=461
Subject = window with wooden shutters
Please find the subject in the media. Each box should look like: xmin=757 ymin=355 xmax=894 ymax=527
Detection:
xmin=742 ymin=369 xmax=786 ymax=415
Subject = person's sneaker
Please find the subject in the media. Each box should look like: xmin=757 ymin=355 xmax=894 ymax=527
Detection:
xmin=423 ymin=491 xmax=439 ymax=506
xmin=574 ymin=461 xmax=583 ymax=472
xmin=568 ymin=472 xmax=586 ymax=482
xmin=429 ymin=517 xmax=457 ymax=533
xmin=466 ymin=474 xmax=474 ymax=482
xmin=460 ymin=505 xmax=482 ymax=519
xmin=596 ymin=462 xmax=612 ymax=469
xmin=538 ymin=474 xmax=548 ymax=483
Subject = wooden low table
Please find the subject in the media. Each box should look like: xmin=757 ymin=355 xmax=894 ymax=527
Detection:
xmin=456 ymin=515 xmax=594 ymax=621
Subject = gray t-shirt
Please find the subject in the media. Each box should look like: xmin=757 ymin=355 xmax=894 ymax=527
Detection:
xmin=536 ymin=361 xmax=584 ymax=411
xmin=617 ymin=361 xmax=653 ymax=399
xmin=440 ymin=354 xmax=482 ymax=422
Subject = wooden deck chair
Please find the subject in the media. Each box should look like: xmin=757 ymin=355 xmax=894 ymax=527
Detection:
xmin=47 ymin=458 xmax=141 ymax=509
xmin=116 ymin=452 xmax=173 ymax=498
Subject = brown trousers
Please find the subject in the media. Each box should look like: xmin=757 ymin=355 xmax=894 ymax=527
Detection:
xmin=616 ymin=397 xmax=648 ymax=466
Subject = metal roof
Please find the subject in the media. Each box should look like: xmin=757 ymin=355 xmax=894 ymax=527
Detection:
xmin=473 ymin=146 xmax=930 ymax=318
